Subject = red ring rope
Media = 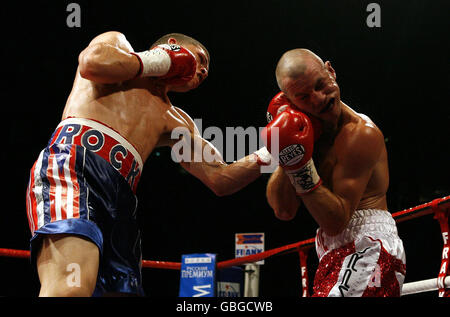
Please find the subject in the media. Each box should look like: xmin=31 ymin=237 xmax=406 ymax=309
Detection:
xmin=1 ymin=196 xmax=449 ymax=268
xmin=1 ymin=195 xmax=449 ymax=297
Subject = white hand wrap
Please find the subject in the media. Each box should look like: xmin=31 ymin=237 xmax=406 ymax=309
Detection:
xmin=253 ymin=146 xmax=273 ymax=166
xmin=284 ymin=158 xmax=322 ymax=195
xmin=132 ymin=45 xmax=172 ymax=77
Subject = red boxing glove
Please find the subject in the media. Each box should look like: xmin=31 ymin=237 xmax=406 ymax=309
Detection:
xmin=267 ymin=92 xmax=293 ymax=123
xmin=267 ymin=92 xmax=322 ymax=141
xmin=132 ymin=44 xmax=196 ymax=85
xmin=261 ymin=108 xmax=322 ymax=194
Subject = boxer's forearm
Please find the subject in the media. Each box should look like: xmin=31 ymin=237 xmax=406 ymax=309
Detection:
xmin=176 ymin=133 xmax=262 ymax=196
xmin=213 ymin=156 xmax=262 ymax=196
xmin=182 ymin=157 xmax=261 ymax=197
xmin=266 ymin=167 xmax=301 ymax=220
xmin=78 ymin=43 xmax=140 ymax=83
xmin=300 ymin=185 xmax=351 ymax=236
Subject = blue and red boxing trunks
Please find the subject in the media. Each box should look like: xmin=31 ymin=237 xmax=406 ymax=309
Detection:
xmin=26 ymin=117 xmax=144 ymax=295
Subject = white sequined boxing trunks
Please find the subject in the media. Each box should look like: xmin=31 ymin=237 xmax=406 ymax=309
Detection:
xmin=313 ymin=209 xmax=406 ymax=297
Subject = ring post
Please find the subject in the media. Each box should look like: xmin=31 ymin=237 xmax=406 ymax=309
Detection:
xmin=244 ymin=263 xmax=260 ymax=297
xmin=297 ymin=248 xmax=310 ymax=297
xmin=431 ymin=198 xmax=450 ymax=297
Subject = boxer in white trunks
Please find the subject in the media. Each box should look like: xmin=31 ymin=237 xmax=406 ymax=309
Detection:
xmin=263 ymin=48 xmax=406 ymax=297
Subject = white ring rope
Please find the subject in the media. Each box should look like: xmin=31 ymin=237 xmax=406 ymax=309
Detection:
xmin=401 ymin=276 xmax=450 ymax=296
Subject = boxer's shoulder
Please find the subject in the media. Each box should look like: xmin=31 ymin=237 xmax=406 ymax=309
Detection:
xmin=337 ymin=108 xmax=383 ymax=144
xmin=87 ymin=31 xmax=133 ymax=52
xmin=335 ymin=114 xmax=385 ymax=168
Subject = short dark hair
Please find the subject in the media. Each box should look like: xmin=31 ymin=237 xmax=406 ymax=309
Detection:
xmin=151 ymin=33 xmax=209 ymax=62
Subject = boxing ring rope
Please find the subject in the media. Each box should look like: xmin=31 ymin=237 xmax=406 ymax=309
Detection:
xmin=401 ymin=277 xmax=450 ymax=296
xmin=1 ymin=196 xmax=449 ymax=297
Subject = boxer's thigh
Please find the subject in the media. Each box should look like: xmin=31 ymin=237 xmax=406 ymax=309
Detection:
xmin=37 ymin=234 xmax=99 ymax=296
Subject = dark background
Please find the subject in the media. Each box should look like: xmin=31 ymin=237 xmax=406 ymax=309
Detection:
xmin=1 ymin=0 xmax=448 ymax=297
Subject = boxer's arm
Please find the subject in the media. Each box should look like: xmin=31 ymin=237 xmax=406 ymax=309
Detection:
xmin=300 ymin=124 xmax=385 ymax=236
xmin=266 ymin=166 xmax=302 ymax=220
xmin=172 ymin=107 xmax=261 ymax=196
xmin=78 ymin=31 xmax=141 ymax=83
xmin=179 ymin=136 xmax=261 ymax=196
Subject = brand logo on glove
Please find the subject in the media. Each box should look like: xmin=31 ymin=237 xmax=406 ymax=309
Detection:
xmin=279 ymin=144 xmax=305 ymax=166
xmin=266 ymin=112 xmax=273 ymax=123
xmin=169 ymin=44 xmax=181 ymax=51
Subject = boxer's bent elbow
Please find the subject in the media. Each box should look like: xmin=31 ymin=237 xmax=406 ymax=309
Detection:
xmin=78 ymin=44 xmax=106 ymax=80
xmin=208 ymin=179 xmax=232 ymax=197
xmin=210 ymin=186 xmax=228 ymax=197
xmin=274 ymin=208 xmax=297 ymax=221
xmin=266 ymin=190 xmax=299 ymax=221
xmin=269 ymin=195 xmax=298 ymax=220
xmin=207 ymin=174 xmax=244 ymax=197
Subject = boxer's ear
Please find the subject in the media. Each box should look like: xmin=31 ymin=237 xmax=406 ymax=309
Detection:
xmin=168 ymin=37 xmax=177 ymax=45
xmin=324 ymin=61 xmax=336 ymax=79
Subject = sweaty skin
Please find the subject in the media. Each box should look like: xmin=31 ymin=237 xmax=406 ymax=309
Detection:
xmin=37 ymin=31 xmax=263 ymax=296
xmin=63 ymin=31 xmax=262 ymax=196
xmin=267 ymin=49 xmax=389 ymax=236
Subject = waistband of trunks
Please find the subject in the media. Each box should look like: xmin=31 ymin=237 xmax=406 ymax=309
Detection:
xmin=48 ymin=117 xmax=143 ymax=193
xmin=53 ymin=117 xmax=143 ymax=170
xmin=316 ymin=209 xmax=398 ymax=252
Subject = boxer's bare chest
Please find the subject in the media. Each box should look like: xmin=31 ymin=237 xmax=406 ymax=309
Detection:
xmin=312 ymin=111 xmax=356 ymax=187
xmin=314 ymin=136 xmax=337 ymax=187
xmin=120 ymin=97 xmax=194 ymax=163
xmin=150 ymin=102 xmax=194 ymax=151
xmin=64 ymin=79 xmax=192 ymax=162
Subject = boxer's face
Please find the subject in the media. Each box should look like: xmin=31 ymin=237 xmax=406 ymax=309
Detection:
xmin=283 ymin=61 xmax=341 ymax=124
xmin=168 ymin=40 xmax=209 ymax=92
xmin=185 ymin=44 xmax=209 ymax=88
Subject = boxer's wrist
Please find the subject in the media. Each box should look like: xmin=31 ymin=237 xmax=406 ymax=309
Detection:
xmin=130 ymin=48 xmax=171 ymax=78
xmin=252 ymin=146 xmax=273 ymax=166
xmin=283 ymin=158 xmax=322 ymax=195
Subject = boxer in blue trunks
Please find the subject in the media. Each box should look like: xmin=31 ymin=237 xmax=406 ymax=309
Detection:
xmin=26 ymin=31 xmax=271 ymax=296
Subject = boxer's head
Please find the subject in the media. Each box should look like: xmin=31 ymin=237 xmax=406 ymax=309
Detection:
xmin=275 ymin=49 xmax=341 ymax=125
xmin=151 ymin=33 xmax=209 ymax=92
